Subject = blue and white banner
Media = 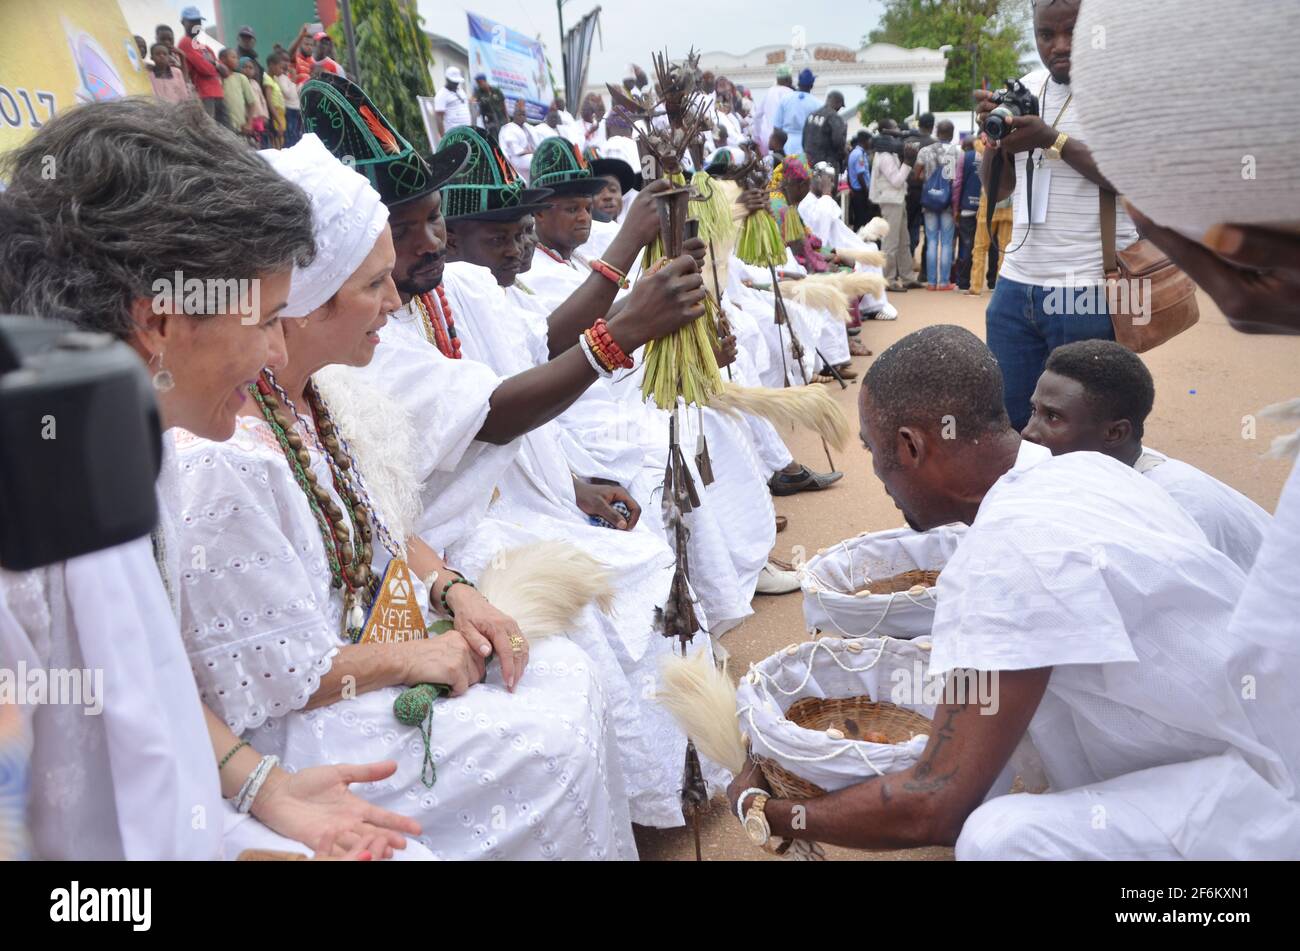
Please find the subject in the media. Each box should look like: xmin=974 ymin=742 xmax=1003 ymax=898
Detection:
xmin=466 ymin=12 xmax=553 ymax=123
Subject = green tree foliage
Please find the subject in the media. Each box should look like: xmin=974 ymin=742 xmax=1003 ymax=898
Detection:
xmin=329 ymin=0 xmax=435 ymax=157
xmin=858 ymin=0 xmax=1031 ymax=125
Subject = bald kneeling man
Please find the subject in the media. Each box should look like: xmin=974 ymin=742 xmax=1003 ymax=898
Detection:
xmin=726 ymin=325 xmax=1300 ymax=859
xmin=1022 ymin=339 xmax=1271 ymax=573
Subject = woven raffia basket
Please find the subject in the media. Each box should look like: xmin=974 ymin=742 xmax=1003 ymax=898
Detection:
xmin=753 ymin=696 xmax=934 ymax=798
xmin=855 ymin=569 xmax=942 ymax=596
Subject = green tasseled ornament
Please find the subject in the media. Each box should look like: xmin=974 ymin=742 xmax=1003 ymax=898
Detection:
xmin=394 ymin=619 xmax=455 ymax=788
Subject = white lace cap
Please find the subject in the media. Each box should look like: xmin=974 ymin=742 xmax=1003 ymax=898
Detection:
xmin=260 ymin=134 xmax=390 ymax=317
xmin=1072 ymin=0 xmax=1300 ymax=236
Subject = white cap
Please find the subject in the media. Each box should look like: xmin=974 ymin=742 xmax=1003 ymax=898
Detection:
xmin=259 ymin=135 xmax=389 ymax=318
xmin=445 ymin=66 xmax=463 ymax=84
xmin=1072 ymin=0 xmax=1300 ymax=236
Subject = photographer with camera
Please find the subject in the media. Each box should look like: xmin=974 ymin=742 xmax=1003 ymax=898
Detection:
xmin=869 ymin=119 xmax=924 ymax=293
xmin=974 ymin=0 xmax=1138 ymax=431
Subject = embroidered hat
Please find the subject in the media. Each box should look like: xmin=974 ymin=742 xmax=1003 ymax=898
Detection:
xmin=529 ymin=136 xmax=608 ymax=197
xmin=260 ymin=134 xmax=390 ymax=317
xmin=300 ymin=72 xmax=468 ymax=207
xmin=438 ymin=125 xmax=554 ymax=222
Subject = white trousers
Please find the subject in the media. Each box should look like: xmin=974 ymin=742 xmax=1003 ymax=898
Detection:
xmin=957 ymin=750 xmax=1300 ymax=860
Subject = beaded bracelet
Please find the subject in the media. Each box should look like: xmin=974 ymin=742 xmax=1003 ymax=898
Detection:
xmin=593 ymin=319 xmax=633 ymax=369
xmin=578 ymin=331 xmax=614 ymax=377
xmin=591 ymin=258 xmax=630 ymax=289
xmin=439 ymin=575 xmax=476 ymax=618
xmin=583 ymin=327 xmax=617 ymax=373
xmin=218 ymin=739 xmax=250 ymax=772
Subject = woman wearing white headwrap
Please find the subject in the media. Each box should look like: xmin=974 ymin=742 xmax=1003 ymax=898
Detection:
xmin=171 ymin=134 xmax=635 ymax=860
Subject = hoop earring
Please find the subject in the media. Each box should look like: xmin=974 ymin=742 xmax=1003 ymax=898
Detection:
xmin=150 ymin=351 xmax=175 ymax=393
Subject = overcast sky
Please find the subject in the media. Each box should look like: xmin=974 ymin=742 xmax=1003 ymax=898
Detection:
xmin=418 ymin=0 xmax=890 ymax=91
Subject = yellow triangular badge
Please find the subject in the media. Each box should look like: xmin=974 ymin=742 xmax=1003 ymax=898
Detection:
xmin=360 ymin=557 xmax=427 ymax=644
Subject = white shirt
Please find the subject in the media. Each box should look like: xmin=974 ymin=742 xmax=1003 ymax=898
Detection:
xmin=754 ymin=84 xmax=794 ymax=155
xmin=1137 ymin=447 xmax=1272 ymax=573
xmin=930 ymin=442 xmax=1295 ymax=800
xmin=1224 ymin=454 xmax=1300 ymax=797
xmin=433 ymin=85 xmax=471 ymax=129
xmin=999 ymin=69 xmax=1139 ymax=287
xmin=497 ymin=121 xmax=533 ymax=183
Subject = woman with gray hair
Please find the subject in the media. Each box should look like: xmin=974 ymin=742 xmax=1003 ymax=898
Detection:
xmin=0 ymin=98 xmax=426 ymax=860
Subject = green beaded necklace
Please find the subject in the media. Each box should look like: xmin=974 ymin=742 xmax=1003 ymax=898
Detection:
xmin=251 ymin=373 xmax=377 ymax=642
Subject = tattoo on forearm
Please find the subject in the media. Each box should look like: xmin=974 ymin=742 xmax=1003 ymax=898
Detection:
xmin=901 ymin=705 xmax=963 ymax=794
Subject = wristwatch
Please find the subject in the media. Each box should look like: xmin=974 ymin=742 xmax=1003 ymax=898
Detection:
xmin=1046 ymin=131 xmax=1069 ymax=161
xmin=742 ymin=792 xmax=789 ymax=853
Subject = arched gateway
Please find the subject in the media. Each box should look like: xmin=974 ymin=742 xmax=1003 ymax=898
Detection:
xmin=698 ymin=41 xmax=951 ymax=115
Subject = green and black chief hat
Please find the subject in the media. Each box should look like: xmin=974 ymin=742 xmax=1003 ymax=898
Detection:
xmin=529 ymin=137 xmax=608 ymax=198
xmin=438 ymin=126 xmax=554 ymax=222
xmin=300 ymin=72 xmax=469 ymax=206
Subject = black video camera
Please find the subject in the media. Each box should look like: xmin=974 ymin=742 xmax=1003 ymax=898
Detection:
xmin=0 ymin=315 xmax=161 ymax=571
xmin=870 ymin=128 xmax=907 ymax=157
xmin=983 ymin=80 xmax=1039 ymax=141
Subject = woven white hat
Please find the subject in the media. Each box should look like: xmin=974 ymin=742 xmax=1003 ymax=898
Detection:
xmin=1072 ymin=0 xmax=1300 ymax=237
xmin=259 ymin=134 xmax=389 ymax=317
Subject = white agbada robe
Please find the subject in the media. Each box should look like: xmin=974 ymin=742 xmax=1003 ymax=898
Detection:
xmin=354 ymin=291 xmax=726 ymax=826
xmin=1136 ymin=447 xmax=1271 ymax=573
xmin=171 ymin=411 xmax=636 ymax=860
xmin=754 ymin=83 xmax=794 ymax=156
xmin=573 ymin=202 xmax=792 ymax=479
xmin=796 ymin=191 xmax=894 ymax=318
xmin=497 ymin=121 xmax=533 ymax=183
xmin=525 ymin=246 xmax=776 ymax=631
xmin=935 ymin=442 xmax=1300 ymax=859
xmin=727 ymin=255 xmax=819 ymax=386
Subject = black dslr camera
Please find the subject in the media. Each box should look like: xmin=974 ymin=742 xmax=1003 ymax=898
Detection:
xmin=983 ymin=80 xmax=1040 ymax=141
xmin=0 ymin=315 xmax=161 ymax=571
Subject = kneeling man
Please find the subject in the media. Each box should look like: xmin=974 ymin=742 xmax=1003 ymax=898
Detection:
xmin=727 ymin=325 xmax=1300 ymax=859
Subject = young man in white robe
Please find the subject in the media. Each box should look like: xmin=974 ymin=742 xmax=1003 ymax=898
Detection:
xmin=727 ymin=325 xmax=1300 ymax=859
xmin=524 ymin=137 xmax=817 ymax=602
xmin=1022 ymin=339 xmax=1271 ymax=573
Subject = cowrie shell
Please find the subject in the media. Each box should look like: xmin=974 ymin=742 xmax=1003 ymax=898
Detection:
xmin=825 ymin=727 xmax=845 ymax=740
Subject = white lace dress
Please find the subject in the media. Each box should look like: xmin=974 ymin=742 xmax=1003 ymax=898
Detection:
xmin=172 ymin=417 xmax=636 ymax=860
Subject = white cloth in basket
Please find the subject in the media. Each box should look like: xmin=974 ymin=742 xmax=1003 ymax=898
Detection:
xmin=799 ymin=525 xmax=965 ymax=638
xmin=735 ymin=637 xmax=935 ymax=793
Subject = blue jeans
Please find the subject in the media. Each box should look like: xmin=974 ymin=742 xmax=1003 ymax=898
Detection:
xmin=985 ymin=277 xmax=1115 ymax=431
xmin=285 ymin=108 xmax=303 ymax=146
xmin=923 ymin=207 xmax=955 ymax=286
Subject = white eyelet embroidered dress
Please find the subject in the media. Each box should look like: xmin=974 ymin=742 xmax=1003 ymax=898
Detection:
xmin=172 ymin=416 xmax=636 ymax=860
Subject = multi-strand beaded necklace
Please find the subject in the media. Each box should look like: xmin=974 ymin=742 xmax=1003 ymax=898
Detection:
xmin=251 ymin=370 xmax=399 ymax=642
xmin=413 ymin=286 xmax=461 ymax=359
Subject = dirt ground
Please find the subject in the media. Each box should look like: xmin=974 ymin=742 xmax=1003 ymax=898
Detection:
xmin=635 ymin=283 xmax=1299 ymax=862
